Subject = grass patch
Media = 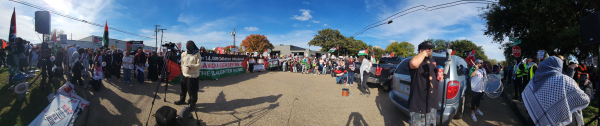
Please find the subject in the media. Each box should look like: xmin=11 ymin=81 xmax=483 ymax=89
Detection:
xmin=584 ymin=96 xmax=600 ymax=126
xmin=0 ymin=68 xmax=66 ymax=126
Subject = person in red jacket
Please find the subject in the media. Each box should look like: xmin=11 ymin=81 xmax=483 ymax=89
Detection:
xmin=335 ymin=67 xmax=347 ymax=84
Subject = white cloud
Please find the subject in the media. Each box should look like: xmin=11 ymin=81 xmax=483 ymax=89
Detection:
xmin=302 ymin=1 xmax=310 ymax=4
xmin=307 ymin=25 xmax=310 ymax=27
xmin=244 ymin=27 xmax=259 ymax=31
xmin=140 ymin=29 xmax=153 ymax=34
xmin=389 ymin=40 xmax=396 ymax=43
xmin=324 ymin=24 xmax=328 ymax=26
xmin=177 ymin=13 xmax=198 ymax=25
xmin=293 ymin=24 xmax=298 ymax=27
xmin=291 ymin=9 xmax=312 ymax=21
xmin=311 ymin=20 xmax=320 ymax=23
xmin=357 ymin=0 xmax=505 ymax=60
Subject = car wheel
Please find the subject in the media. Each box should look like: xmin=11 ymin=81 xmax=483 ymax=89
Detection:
xmin=382 ymin=81 xmax=392 ymax=91
xmin=453 ymin=96 xmax=465 ymax=119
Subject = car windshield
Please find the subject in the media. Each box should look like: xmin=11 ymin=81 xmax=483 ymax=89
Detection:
xmin=379 ymin=57 xmax=402 ymax=64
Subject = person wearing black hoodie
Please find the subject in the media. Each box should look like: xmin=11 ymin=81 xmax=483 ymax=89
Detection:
xmin=103 ymin=50 xmax=112 ymax=80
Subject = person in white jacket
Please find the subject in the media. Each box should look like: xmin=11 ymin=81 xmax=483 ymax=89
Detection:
xmin=174 ymin=41 xmax=202 ymax=108
xmin=122 ymin=51 xmax=134 ymax=83
xmin=359 ymin=56 xmax=372 ymax=96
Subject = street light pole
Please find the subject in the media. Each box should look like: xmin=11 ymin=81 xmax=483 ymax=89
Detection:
xmin=231 ymin=28 xmax=236 ymax=47
xmin=154 ymin=25 xmax=160 ymax=49
xmin=158 ymin=29 xmax=167 ymax=52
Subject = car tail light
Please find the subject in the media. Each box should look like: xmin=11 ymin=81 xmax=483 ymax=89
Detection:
xmin=446 ymin=80 xmax=459 ymax=99
xmin=376 ymin=67 xmax=382 ymax=76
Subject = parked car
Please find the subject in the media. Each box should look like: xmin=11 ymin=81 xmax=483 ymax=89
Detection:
xmin=389 ymin=52 xmax=469 ymax=125
xmin=354 ymin=57 xmax=404 ymax=91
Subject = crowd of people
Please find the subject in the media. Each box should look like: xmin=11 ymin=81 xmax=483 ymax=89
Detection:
xmin=244 ymin=54 xmax=373 ymax=96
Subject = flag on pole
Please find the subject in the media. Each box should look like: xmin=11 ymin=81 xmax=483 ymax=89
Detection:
xmin=466 ymin=49 xmax=476 ymax=67
xmin=102 ymin=21 xmax=109 ymax=49
xmin=1 ymin=39 xmax=6 ymax=49
xmin=390 ymin=52 xmax=394 ymax=57
xmin=8 ymin=8 xmax=17 ymax=44
xmin=328 ymin=46 xmax=338 ymax=52
xmin=358 ymin=47 xmax=368 ymax=56
xmin=371 ymin=47 xmax=375 ymax=64
xmin=53 ymin=31 xmax=57 ymax=44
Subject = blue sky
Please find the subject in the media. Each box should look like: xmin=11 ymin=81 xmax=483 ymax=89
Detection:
xmin=0 ymin=0 xmax=505 ymax=60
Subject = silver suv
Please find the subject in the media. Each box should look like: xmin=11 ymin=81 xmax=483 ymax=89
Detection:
xmin=389 ymin=52 xmax=468 ymax=125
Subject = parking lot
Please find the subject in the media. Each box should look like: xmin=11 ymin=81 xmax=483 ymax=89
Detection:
xmin=76 ymin=71 xmax=524 ymax=126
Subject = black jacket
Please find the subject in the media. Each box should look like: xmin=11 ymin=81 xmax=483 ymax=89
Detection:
xmin=112 ymin=53 xmax=123 ymax=66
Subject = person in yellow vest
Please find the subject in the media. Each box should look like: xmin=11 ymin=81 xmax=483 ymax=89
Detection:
xmin=516 ymin=56 xmax=536 ymax=101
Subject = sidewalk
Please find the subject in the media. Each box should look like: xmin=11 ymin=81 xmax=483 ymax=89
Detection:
xmin=501 ymin=82 xmax=535 ymax=125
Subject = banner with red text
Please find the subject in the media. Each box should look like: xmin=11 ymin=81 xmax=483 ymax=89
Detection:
xmin=199 ymin=54 xmax=248 ymax=79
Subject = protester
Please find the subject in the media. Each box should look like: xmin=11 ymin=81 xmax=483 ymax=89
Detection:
xmin=71 ymin=49 xmax=85 ymax=88
xmin=134 ymin=48 xmax=147 ymax=84
xmin=469 ymin=59 xmax=486 ymax=122
xmin=407 ymin=41 xmax=438 ymax=126
xmin=103 ymin=50 xmax=113 ymax=80
xmin=346 ymin=58 xmax=355 ymax=87
xmin=29 ymin=47 xmax=38 ymax=70
xmin=174 ymin=41 xmax=202 ymax=108
xmin=148 ymin=51 xmax=160 ymax=81
xmin=112 ymin=49 xmax=123 ymax=80
xmin=514 ymin=57 xmax=527 ymax=101
xmin=359 ymin=56 xmax=372 ymax=96
xmin=122 ymin=51 xmax=133 ymax=83
xmin=522 ymin=56 xmax=590 ymax=126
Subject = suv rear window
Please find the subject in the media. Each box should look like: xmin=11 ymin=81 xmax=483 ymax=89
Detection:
xmin=380 ymin=57 xmax=402 ymax=64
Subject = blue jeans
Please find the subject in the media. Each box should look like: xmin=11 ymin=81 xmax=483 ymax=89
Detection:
xmin=123 ymin=68 xmax=131 ymax=82
xmin=322 ymin=66 xmax=327 ymax=74
xmin=336 ymin=74 xmax=348 ymax=84
xmin=347 ymin=72 xmax=354 ymax=84
xmin=137 ymin=69 xmax=144 ymax=83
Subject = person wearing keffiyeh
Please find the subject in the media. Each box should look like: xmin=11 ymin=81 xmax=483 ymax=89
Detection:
xmin=522 ymin=56 xmax=590 ymax=126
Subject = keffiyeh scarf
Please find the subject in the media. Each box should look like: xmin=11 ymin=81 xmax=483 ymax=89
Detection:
xmin=522 ymin=74 xmax=590 ymax=126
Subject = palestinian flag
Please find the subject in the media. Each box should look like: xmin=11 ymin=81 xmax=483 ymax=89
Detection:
xmin=166 ymin=58 xmax=182 ymax=84
xmin=8 ymin=8 xmax=16 ymax=44
xmin=371 ymin=47 xmax=375 ymax=64
xmin=328 ymin=46 xmax=338 ymax=52
xmin=390 ymin=52 xmax=394 ymax=57
xmin=102 ymin=21 xmax=109 ymax=48
xmin=358 ymin=47 xmax=368 ymax=56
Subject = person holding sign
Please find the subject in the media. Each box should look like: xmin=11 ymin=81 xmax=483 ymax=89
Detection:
xmin=174 ymin=41 xmax=202 ymax=108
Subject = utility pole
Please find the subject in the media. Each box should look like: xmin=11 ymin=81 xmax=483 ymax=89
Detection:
xmin=158 ymin=29 xmax=167 ymax=52
xmin=154 ymin=25 xmax=160 ymax=49
xmin=230 ymin=28 xmax=236 ymax=47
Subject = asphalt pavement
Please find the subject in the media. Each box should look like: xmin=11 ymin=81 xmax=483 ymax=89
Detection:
xmin=73 ymin=71 xmax=523 ymax=126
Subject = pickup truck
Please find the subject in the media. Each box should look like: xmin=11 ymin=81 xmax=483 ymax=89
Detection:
xmin=354 ymin=57 xmax=404 ymax=91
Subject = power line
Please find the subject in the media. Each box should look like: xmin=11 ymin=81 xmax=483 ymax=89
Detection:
xmin=9 ymin=0 xmax=154 ymax=39
xmin=351 ymin=0 xmax=496 ymax=37
xmin=341 ymin=0 xmax=372 ymax=30
xmin=346 ymin=0 xmax=388 ymax=31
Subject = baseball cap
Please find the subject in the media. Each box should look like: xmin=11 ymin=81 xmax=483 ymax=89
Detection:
xmin=418 ymin=41 xmax=434 ymax=50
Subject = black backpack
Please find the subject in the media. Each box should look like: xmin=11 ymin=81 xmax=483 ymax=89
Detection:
xmin=155 ymin=106 xmax=178 ymax=126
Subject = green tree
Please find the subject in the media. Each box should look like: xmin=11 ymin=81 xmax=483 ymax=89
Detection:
xmin=449 ymin=39 xmax=488 ymax=60
xmin=385 ymin=41 xmax=416 ymax=58
xmin=308 ymin=28 xmax=347 ymax=53
xmin=345 ymin=37 xmax=368 ymax=57
xmin=480 ymin=0 xmax=600 ymax=60
xmin=424 ymin=39 xmax=450 ymax=51
xmin=366 ymin=45 xmax=386 ymax=62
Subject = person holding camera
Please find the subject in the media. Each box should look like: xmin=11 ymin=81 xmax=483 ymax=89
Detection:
xmin=174 ymin=41 xmax=202 ymax=108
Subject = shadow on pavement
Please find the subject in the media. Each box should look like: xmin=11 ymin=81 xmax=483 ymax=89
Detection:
xmin=374 ymin=86 xmax=408 ymax=126
xmin=82 ymin=77 xmax=144 ymax=126
xmin=345 ymin=112 xmax=369 ymax=126
xmin=461 ymin=91 xmax=523 ymax=126
xmin=196 ymin=92 xmax=282 ymax=113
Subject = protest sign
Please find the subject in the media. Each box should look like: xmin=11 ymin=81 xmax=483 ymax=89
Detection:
xmin=199 ymin=54 xmax=248 ymax=79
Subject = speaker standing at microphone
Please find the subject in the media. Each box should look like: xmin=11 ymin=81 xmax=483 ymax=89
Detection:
xmin=174 ymin=40 xmax=202 ymax=108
